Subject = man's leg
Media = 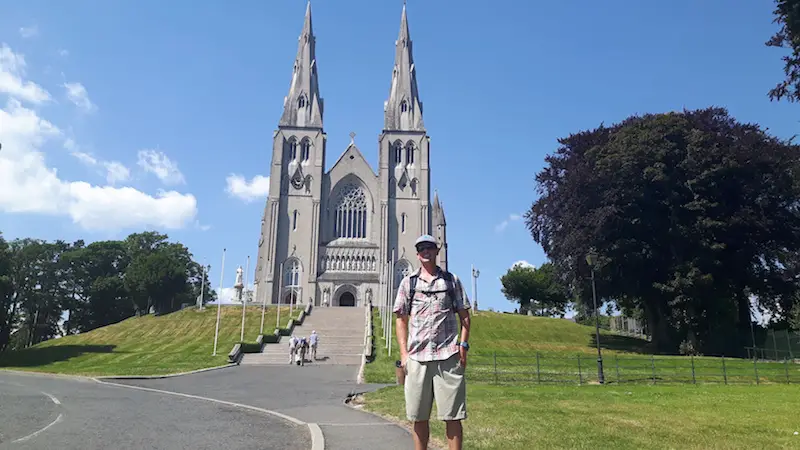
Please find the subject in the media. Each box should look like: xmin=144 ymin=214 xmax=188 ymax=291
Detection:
xmin=412 ymin=421 xmax=430 ymax=450
xmin=433 ymin=354 xmax=467 ymax=450
xmin=444 ymin=420 xmax=462 ymax=450
xmin=405 ymin=358 xmax=434 ymax=450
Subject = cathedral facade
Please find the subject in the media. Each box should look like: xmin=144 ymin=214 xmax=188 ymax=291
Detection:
xmin=253 ymin=4 xmax=448 ymax=308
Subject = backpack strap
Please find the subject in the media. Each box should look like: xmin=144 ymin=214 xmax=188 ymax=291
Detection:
xmin=407 ymin=271 xmax=457 ymax=311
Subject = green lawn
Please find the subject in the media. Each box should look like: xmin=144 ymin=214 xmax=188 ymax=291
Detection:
xmin=0 ymin=305 xmax=302 ymax=376
xmin=360 ymin=383 xmax=800 ymax=449
xmin=366 ymin=309 xmax=799 ymax=385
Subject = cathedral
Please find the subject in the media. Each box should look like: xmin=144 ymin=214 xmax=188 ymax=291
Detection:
xmin=253 ymin=3 xmax=448 ymax=308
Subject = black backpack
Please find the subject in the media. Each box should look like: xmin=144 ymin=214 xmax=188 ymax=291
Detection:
xmin=408 ymin=271 xmax=457 ymax=309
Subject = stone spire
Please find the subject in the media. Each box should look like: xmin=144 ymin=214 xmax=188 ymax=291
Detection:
xmin=432 ymin=190 xmax=446 ymax=226
xmin=279 ymin=2 xmax=323 ymax=128
xmin=384 ymin=3 xmax=424 ymax=132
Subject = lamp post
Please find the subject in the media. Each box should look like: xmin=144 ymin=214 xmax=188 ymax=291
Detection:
xmin=585 ymin=248 xmax=605 ymax=384
xmin=471 ymin=265 xmax=480 ymax=312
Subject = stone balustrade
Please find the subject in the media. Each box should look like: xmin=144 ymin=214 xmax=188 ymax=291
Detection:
xmin=319 ymin=245 xmax=379 ymax=273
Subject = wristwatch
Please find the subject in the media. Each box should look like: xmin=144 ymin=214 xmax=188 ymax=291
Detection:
xmin=459 ymin=341 xmax=469 ymax=350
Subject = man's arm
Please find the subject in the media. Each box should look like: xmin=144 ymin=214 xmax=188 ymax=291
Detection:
xmin=392 ymin=277 xmax=411 ymax=366
xmin=457 ymin=308 xmax=470 ymax=344
xmin=395 ymin=314 xmax=410 ymax=366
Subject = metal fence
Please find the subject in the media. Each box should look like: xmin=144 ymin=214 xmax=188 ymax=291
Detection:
xmin=466 ymin=353 xmax=800 ymax=385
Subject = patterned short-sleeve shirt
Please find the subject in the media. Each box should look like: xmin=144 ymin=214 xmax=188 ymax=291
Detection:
xmin=393 ymin=267 xmax=471 ymax=362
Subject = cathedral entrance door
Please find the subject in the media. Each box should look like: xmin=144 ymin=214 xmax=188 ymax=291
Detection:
xmin=339 ymin=292 xmax=356 ymax=307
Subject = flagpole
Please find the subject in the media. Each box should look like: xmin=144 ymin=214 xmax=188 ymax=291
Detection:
xmin=212 ymin=248 xmax=226 ymax=356
xmin=388 ymin=249 xmax=395 ymax=352
xmin=276 ymin=261 xmax=284 ymax=329
xmin=240 ymin=255 xmax=250 ymax=342
xmin=259 ymin=269 xmax=267 ymax=335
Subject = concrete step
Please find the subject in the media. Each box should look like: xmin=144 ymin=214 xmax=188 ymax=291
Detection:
xmin=241 ymin=353 xmax=363 ymax=365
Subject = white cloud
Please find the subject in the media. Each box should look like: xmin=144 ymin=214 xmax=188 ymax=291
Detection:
xmin=495 ymin=213 xmax=522 ymax=233
xmin=0 ymin=44 xmax=198 ymax=232
xmin=0 ymin=44 xmax=51 ymax=104
xmin=69 ymin=142 xmax=131 ymax=185
xmin=19 ymin=26 xmax=38 ymax=39
xmin=63 ymin=82 xmax=96 ymax=112
xmin=226 ymin=174 xmax=270 ymax=202
xmin=58 ymin=49 xmax=69 ymax=57
xmin=137 ymin=149 xmax=185 ymax=185
xmin=511 ymin=260 xmax=536 ymax=270
xmin=103 ymin=161 xmax=130 ymax=185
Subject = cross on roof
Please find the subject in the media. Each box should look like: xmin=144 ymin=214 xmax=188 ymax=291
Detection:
xmin=349 ymin=132 xmax=356 ymax=145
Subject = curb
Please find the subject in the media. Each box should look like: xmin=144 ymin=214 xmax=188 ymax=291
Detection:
xmin=94 ymin=363 xmax=237 ymax=380
xmin=1 ymin=363 xmax=237 ymax=381
xmin=93 ymin=378 xmax=324 ymax=450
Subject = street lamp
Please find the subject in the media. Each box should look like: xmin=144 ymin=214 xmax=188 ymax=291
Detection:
xmin=585 ymin=248 xmax=605 ymax=384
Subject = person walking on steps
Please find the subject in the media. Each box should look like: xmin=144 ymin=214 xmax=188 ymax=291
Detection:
xmin=288 ymin=335 xmax=298 ymax=364
xmin=309 ymin=330 xmax=319 ymax=361
xmin=393 ymin=234 xmax=471 ymax=450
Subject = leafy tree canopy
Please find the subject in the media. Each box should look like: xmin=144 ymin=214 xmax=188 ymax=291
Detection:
xmin=526 ymin=107 xmax=800 ymax=355
xmin=500 ymin=262 xmax=570 ymax=317
xmin=767 ymin=0 xmax=800 ymax=101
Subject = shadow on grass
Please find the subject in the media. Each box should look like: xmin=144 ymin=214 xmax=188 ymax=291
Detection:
xmin=0 ymin=344 xmax=117 ymax=367
xmin=590 ymin=333 xmax=652 ymax=354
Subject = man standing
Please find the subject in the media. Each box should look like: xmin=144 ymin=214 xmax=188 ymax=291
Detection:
xmin=393 ymin=234 xmax=471 ymax=450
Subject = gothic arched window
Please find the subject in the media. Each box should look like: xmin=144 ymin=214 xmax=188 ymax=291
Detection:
xmin=395 ymin=260 xmax=412 ymax=288
xmin=288 ymin=139 xmax=298 ymax=160
xmin=333 ymin=184 xmax=368 ymax=239
xmin=400 ymin=100 xmax=408 ymax=113
xmin=406 ymin=142 xmax=415 ymax=165
xmin=293 ymin=210 xmax=298 ymax=231
xmin=298 ymin=95 xmax=306 ymax=108
xmin=301 ymin=139 xmax=311 ymax=161
xmin=401 ymin=213 xmax=406 ymax=234
xmin=394 ymin=141 xmax=403 ymax=165
xmin=284 ymin=258 xmax=302 ymax=288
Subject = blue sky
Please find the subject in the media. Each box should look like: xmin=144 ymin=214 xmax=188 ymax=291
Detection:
xmin=0 ymin=0 xmax=797 ymax=313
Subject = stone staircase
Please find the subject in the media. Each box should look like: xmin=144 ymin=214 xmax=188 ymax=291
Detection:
xmin=240 ymin=307 xmax=366 ymax=366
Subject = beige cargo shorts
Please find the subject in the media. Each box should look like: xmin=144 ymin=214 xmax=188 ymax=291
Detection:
xmin=404 ymin=353 xmax=467 ymax=421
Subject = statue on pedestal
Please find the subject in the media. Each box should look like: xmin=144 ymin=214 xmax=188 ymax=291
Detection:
xmin=234 ymin=266 xmax=244 ymax=303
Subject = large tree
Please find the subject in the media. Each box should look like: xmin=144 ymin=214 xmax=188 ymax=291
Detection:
xmin=500 ymin=262 xmax=570 ymax=317
xmin=526 ymin=107 xmax=800 ymax=355
xmin=0 ymin=234 xmax=14 ymax=351
xmin=767 ymin=0 xmax=800 ymax=101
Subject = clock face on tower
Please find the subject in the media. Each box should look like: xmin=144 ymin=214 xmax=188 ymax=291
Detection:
xmin=291 ymin=172 xmax=304 ymax=190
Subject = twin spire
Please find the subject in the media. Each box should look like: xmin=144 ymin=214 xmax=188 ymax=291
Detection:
xmin=279 ymin=2 xmax=323 ymax=128
xmin=279 ymin=2 xmax=424 ymax=132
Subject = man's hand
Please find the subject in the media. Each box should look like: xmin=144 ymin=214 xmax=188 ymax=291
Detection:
xmin=401 ymin=352 xmax=409 ymax=370
xmin=458 ymin=346 xmax=467 ymax=369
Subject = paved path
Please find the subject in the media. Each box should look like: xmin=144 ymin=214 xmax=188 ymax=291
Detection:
xmin=0 ymin=370 xmax=308 ymax=449
xmin=114 ymin=364 xmax=415 ymax=450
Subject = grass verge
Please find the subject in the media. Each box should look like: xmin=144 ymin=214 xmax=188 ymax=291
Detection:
xmin=0 ymin=305 xmax=302 ymax=376
xmin=361 ymin=383 xmax=800 ymax=449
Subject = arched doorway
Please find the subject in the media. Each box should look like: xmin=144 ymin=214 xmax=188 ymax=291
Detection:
xmin=339 ymin=292 xmax=356 ymax=307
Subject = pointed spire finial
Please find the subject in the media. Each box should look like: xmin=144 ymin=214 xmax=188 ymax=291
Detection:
xmin=349 ymin=131 xmax=356 ymax=145
xmin=384 ymin=1 xmax=424 ymax=131
xmin=279 ymin=2 xmax=323 ymax=128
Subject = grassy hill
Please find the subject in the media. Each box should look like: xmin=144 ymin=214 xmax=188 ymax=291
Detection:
xmin=365 ymin=310 xmax=798 ymax=385
xmin=0 ymin=305 xmax=301 ymax=376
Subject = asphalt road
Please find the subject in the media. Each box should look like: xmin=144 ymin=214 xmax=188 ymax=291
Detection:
xmin=0 ymin=370 xmax=309 ymax=450
xmin=114 ymin=365 xmax=416 ymax=450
